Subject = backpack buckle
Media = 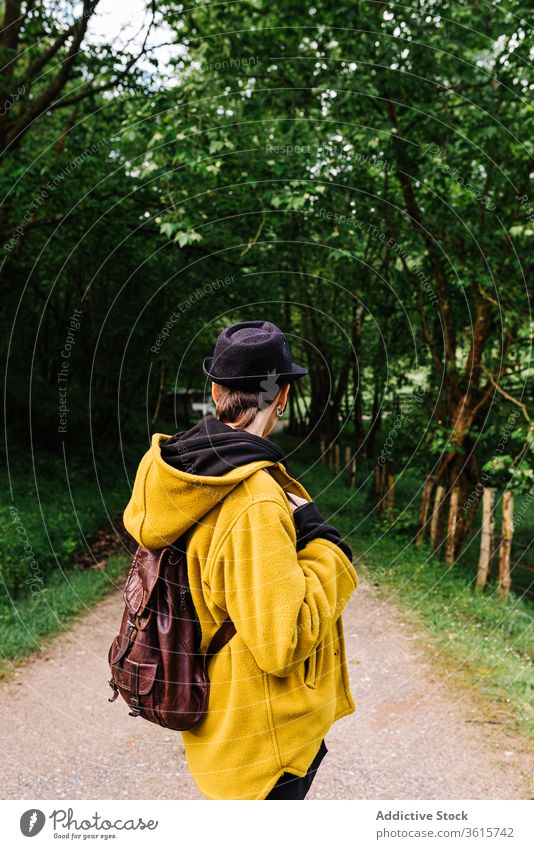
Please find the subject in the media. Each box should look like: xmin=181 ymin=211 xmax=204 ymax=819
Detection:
xmin=128 ymin=695 xmax=142 ymax=717
xmin=128 ymin=613 xmax=151 ymax=631
xmin=107 ymin=679 xmax=119 ymax=702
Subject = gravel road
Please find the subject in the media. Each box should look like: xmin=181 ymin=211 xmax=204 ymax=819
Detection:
xmin=2 ymin=578 xmax=532 ymax=800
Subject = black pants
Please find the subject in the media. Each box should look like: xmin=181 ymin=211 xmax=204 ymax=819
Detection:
xmin=265 ymin=740 xmax=328 ymax=800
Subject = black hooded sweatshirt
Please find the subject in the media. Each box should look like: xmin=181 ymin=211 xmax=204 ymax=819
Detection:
xmin=160 ymin=415 xmax=352 ymax=561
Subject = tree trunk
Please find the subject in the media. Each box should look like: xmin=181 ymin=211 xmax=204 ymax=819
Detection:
xmin=289 ymin=377 xmax=308 ymax=435
xmin=284 ymin=291 xmax=297 ymax=433
xmin=416 ymin=477 xmax=434 ymax=545
xmin=477 ymin=487 xmax=496 ymax=590
xmin=344 ymin=446 xmax=356 ymax=488
xmin=433 ymin=433 xmax=483 ymax=560
xmin=352 ymin=302 xmax=366 ymax=459
xmin=430 ymin=484 xmax=446 ymax=550
xmin=374 ymin=459 xmax=392 ymax=511
xmin=498 ymin=491 xmax=514 ymax=601
xmin=445 ymin=486 xmax=461 ymax=564
xmin=373 ymin=463 xmax=384 ymax=505
xmin=367 ymin=373 xmax=383 ymax=457
xmin=333 ymin=443 xmax=340 ymax=473
xmin=326 ymin=443 xmax=335 ymax=469
xmin=150 ymin=359 xmax=166 ymax=426
xmin=302 ymin=295 xmax=345 ymax=447
xmin=386 ymin=96 xmax=498 ymax=564
xmin=384 ymin=469 xmax=395 ymax=515
xmin=307 ymin=362 xmax=338 ymax=446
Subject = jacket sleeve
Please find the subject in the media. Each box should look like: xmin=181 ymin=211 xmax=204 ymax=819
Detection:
xmin=208 ymin=498 xmax=358 ymax=677
xmin=293 ymin=501 xmax=353 ymax=561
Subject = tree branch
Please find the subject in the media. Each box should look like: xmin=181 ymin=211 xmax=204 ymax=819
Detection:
xmin=481 ymin=365 xmax=531 ymax=424
xmin=0 ymin=0 xmax=23 ymax=52
xmin=385 ymin=98 xmax=458 ymax=371
xmin=461 ymin=294 xmax=494 ymax=385
xmin=240 ymin=205 xmax=266 ymax=256
xmin=19 ymin=19 xmax=79 ymax=86
xmin=5 ymin=0 xmax=100 ymax=149
xmin=46 ymin=4 xmax=158 ymax=114
xmin=399 ymin=252 xmax=445 ymax=378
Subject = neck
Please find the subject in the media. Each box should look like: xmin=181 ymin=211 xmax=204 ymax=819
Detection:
xmin=225 ymin=409 xmax=272 ymax=437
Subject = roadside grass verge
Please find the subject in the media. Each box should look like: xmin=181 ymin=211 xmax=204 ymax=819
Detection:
xmin=0 ymin=449 xmax=132 ymax=676
xmin=1 ymin=452 xmax=129 ymax=599
xmin=0 ymin=555 xmax=129 ymax=676
xmin=355 ymin=537 xmax=534 ymax=740
xmin=294 ymin=454 xmax=534 ymax=741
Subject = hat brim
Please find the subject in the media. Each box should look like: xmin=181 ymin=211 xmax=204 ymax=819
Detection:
xmin=202 ymin=357 xmax=307 ymax=389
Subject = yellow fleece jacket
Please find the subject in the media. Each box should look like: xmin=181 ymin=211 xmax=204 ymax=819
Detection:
xmin=123 ymin=433 xmax=358 ymax=800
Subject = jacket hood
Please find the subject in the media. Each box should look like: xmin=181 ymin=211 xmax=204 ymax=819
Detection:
xmin=160 ymin=414 xmax=285 ymax=476
xmin=123 ymin=416 xmax=287 ymax=549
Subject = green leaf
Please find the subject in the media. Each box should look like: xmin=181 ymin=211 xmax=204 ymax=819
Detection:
xmin=160 ymin=221 xmax=175 ymax=239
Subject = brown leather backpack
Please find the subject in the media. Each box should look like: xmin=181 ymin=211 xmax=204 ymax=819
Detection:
xmin=107 ymin=540 xmax=235 ymax=730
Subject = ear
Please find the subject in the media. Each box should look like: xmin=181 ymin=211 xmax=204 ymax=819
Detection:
xmin=211 ymin=383 xmax=218 ymax=403
xmin=278 ymin=383 xmax=290 ymax=406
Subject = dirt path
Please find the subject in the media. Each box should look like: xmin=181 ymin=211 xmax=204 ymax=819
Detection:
xmin=2 ymin=578 xmax=532 ymax=800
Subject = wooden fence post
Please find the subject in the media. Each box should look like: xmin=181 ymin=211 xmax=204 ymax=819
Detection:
xmin=416 ymin=477 xmax=434 ymax=546
xmin=374 ymin=463 xmax=386 ymax=510
xmin=345 ymin=445 xmax=352 ymax=486
xmin=334 ymin=443 xmax=340 ymax=473
xmin=476 ymin=487 xmax=496 ymax=590
xmin=375 ymin=460 xmax=393 ymax=512
xmin=328 ymin=444 xmax=335 ymax=469
xmin=344 ymin=446 xmax=356 ymax=488
xmin=384 ymin=468 xmax=395 ymax=514
xmin=429 ymin=484 xmax=446 ymax=550
xmin=374 ymin=463 xmax=384 ymax=506
xmin=498 ymin=490 xmax=514 ymax=601
xmin=445 ymin=487 xmax=461 ymax=564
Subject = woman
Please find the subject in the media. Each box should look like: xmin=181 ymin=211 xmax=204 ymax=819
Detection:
xmin=123 ymin=320 xmax=358 ymax=800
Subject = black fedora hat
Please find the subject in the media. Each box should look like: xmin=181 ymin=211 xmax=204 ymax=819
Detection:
xmin=203 ymin=320 xmax=307 ymax=392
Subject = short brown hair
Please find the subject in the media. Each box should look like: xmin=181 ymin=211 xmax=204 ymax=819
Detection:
xmin=214 ymin=385 xmax=261 ymax=428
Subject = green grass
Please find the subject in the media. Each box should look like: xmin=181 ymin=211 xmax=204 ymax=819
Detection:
xmin=0 ymin=448 xmax=131 ymax=675
xmin=0 ymin=554 xmax=129 ymax=674
xmin=357 ymin=538 xmax=534 ymax=738
xmin=1 ymin=451 xmax=129 ymax=599
xmin=292 ymin=452 xmax=534 ymax=740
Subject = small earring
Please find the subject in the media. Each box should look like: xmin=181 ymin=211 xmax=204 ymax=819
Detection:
xmin=276 ymin=406 xmax=284 ymax=417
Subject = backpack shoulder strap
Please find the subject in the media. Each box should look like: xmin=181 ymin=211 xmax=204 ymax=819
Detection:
xmin=263 ymin=464 xmax=302 ymax=508
xmin=201 ymin=619 xmax=235 ymax=678
xmin=205 ymin=617 xmax=236 ymax=659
